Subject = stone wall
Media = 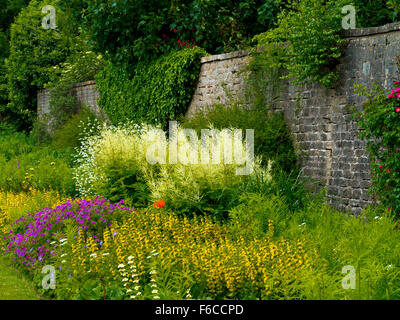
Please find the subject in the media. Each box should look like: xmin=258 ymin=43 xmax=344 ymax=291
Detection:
xmin=187 ymin=22 xmax=400 ymax=213
xmin=37 ymin=22 xmax=400 ymax=213
xmin=37 ymin=80 xmax=102 ymax=124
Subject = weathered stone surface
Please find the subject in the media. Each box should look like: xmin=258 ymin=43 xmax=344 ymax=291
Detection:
xmin=186 ymin=23 xmax=400 ymax=213
xmin=37 ymin=80 xmax=104 ymax=125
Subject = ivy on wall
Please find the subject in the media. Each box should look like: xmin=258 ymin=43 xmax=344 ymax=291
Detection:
xmin=95 ymin=46 xmax=208 ymax=128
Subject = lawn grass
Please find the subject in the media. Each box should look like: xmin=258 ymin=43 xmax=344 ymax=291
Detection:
xmin=0 ymin=256 xmax=41 ymax=300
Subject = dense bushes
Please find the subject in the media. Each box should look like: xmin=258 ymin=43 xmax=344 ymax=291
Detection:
xmin=51 ymin=107 xmax=101 ymax=150
xmin=45 ymin=40 xmax=106 ymax=133
xmin=74 ymin=123 xmax=259 ymax=216
xmin=355 ymin=0 xmax=397 ymax=27
xmin=254 ymin=0 xmax=347 ymax=88
xmin=74 ymin=123 xmax=151 ymax=207
xmin=182 ymin=102 xmax=298 ymax=174
xmin=353 ymin=80 xmax=400 ymax=217
xmin=61 ymin=0 xmax=282 ymax=66
xmin=96 ymin=47 xmax=207 ymax=128
xmin=0 ymin=131 xmax=76 ymax=196
xmin=388 ymin=0 xmax=400 ymax=14
xmin=5 ymin=0 xmax=79 ymax=131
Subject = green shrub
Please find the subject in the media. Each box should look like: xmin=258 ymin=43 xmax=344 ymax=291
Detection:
xmin=239 ymin=166 xmax=314 ymax=213
xmin=228 ymin=193 xmax=288 ymax=241
xmin=254 ymin=0 xmax=348 ymax=88
xmin=355 ymin=0 xmax=396 ymax=27
xmin=0 ymin=132 xmax=76 ymax=195
xmin=74 ymin=123 xmax=152 ymax=207
xmin=0 ymin=0 xmax=31 ymax=126
xmin=388 ymin=0 xmax=400 ymax=14
xmin=0 ymin=131 xmax=35 ymax=160
xmin=182 ymin=101 xmax=298 ymax=174
xmin=74 ymin=123 xmax=264 ymax=216
xmin=96 ymin=47 xmax=207 ymax=129
xmin=46 ymin=39 xmax=106 ymax=131
xmin=352 ymin=80 xmax=400 ymax=216
xmin=61 ymin=0 xmax=282 ymax=65
xmin=51 ymin=106 xmax=102 ymax=150
xmin=5 ymin=0 xmax=79 ymax=131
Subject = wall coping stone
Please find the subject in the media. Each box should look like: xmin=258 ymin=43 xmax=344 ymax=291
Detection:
xmin=200 ymin=50 xmax=249 ymax=64
xmin=73 ymin=80 xmax=97 ymax=88
xmin=196 ymin=22 xmax=400 ymax=64
xmin=342 ymin=22 xmax=400 ymax=38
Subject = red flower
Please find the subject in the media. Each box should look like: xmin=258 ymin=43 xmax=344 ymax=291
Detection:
xmin=153 ymin=200 xmax=165 ymax=209
xmin=380 ymin=165 xmax=383 ymax=169
xmin=387 ymin=169 xmax=391 ymax=173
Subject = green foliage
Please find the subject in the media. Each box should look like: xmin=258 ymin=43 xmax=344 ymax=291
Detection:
xmin=46 ymin=39 xmax=106 ymax=131
xmin=73 ymin=124 xmax=152 ymax=208
xmin=0 ymin=131 xmax=76 ymax=196
xmin=228 ymin=193 xmax=288 ymax=240
xmin=61 ymin=0 xmax=282 ymax=65
xmin=74 ymin=123 xmax=263 ymax=217
xmin=0 ymin=0 xmax=31 ymax=34
xmin=0 ymin=0 xmax=31 ymax=127
xmin=51 ymin=106 xmax=101 ymax=150
xmin=352 ymin=81 xmax=400 ymax=216
xmin=254 ymin=0 xmax=347 ymax=88
xmin=0 ymin=256 xmax=40 ymax=300
xmin=5 ymin=0 xmax=79 ymax=131
xmin=239 ymin=166 xmax=314 ymax=213
xmin=388 ymin=0 xmax=400 ymax=14
xmin=355 ymin=0 xmax=397 ymax=27
xmin=0 ymin=61 xmax=9 ymax=120
xmin=96 ymin=47 xmax=207 ymax=128
xmin=182 ymin=101 xmax=298 ymax=174
xmin=287 ymin=202 xmax=400 ymax=299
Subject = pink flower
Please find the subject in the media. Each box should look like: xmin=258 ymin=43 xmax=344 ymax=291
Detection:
xmin=396 ymin=108 xmax=400 ymax=113
xmin=388 ymin=93 xmax=394 ymax=98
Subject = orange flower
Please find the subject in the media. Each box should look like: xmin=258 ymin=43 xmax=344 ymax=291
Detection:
xmin=153 ymin=200 xmax=165 ymax=208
